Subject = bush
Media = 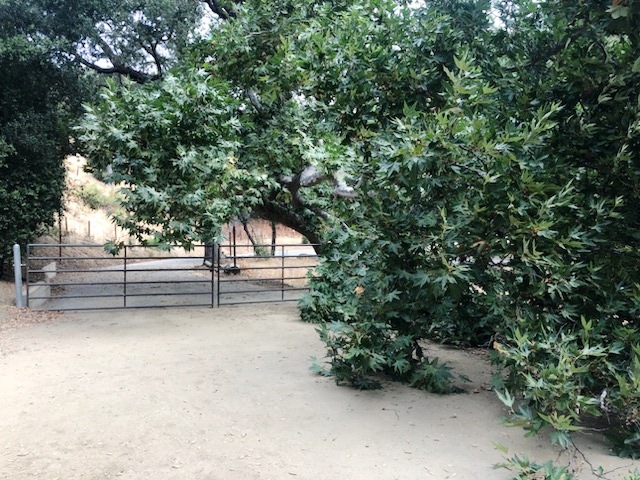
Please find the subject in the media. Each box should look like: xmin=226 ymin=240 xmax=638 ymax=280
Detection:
xmin=75 ymin=184 xmax=115 ymax=211
xmin=302 ymin=32 xmax=640 ymax=453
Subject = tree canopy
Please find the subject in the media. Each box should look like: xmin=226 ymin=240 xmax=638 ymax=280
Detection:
xmin=0 ymin=0 xmax=229 ymax=273
xmin=76 ymin=0 xmax=640 ymax=457
xmin=0 ymin=0 xmax=214 ymax=83
xmin=0 ymin=22 xmax=86 ymax=273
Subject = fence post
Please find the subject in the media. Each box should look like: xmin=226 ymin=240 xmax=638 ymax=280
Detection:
xmin=123 ymin=245 xmax=127 ymax=308
xmin=13 ymin=244 xmax=24 ymax=308
xmin=281 ymin=245 xmax=285 ymax=301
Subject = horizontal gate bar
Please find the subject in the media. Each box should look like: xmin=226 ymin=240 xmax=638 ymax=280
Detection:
xmin=27 ymin=242 xmax=319 ymax=310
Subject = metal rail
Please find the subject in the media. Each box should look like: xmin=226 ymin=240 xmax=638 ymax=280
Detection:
xmin=216 ymin=243 xmax=318 ymax=306
xmin=26 ymin=242 xmax=318 ymax=310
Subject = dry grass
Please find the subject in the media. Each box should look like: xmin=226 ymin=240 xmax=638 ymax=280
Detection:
xmin=27 ymin=241 xmax=210 ymax=274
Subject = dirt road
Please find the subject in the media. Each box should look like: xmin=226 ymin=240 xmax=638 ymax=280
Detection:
xmin=0 ymin=294 xmax=637 ymax=479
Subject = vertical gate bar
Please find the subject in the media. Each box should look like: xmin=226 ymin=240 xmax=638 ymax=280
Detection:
xmin=281 ymin=245 xmax=285 ymax=301
xmin=58 ymin=214 xmax=62 ymax=260
xmin=211 ymin=245 xmax=215 ymax=308
xmin=13 ymin=244 xmax=24 ymax=308
xmin=26 ymin=244 xmax=30 ymax=308
xmin=123 ymin=245 xmax=127 ymax=308
xmin=232 ymin=226 xmax=237 ymax=269
xmin=216 ymin=244 xmax=221 ymax=307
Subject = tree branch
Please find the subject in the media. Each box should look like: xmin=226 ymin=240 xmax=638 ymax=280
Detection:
xmin=295 ymin=165 xmax=358 ymax=198
xmin=142 ymin=41 xmax=164 ymax=78
xmin=246 ymin=87 xmax=263 ymax=112
xmin=77 ymin=57 xmax=160 ymax=84
xmin=203 ymin=0 xmax=238 ymax=20
xmin=254 ymin=199 xmax=323 ymax=252
xmin=77 ymin=36 xmax=161 ymax=83
xmin=96 ymin=36 xmax=123 ymax=68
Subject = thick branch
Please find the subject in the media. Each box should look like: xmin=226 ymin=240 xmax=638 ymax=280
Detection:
xmin=299 ymin=165 xmax=327 ymax=187
xmin=78 ymin=57 xmax=160 ymax=84
xmin=291 ymin=165 xmax=357 ymax=199
xmin=78 ymin=36 xmax=161 ymax=84
xmin=204 ymin=0 xmax=238 ymax=20
xmin=254 ymin=200 xmax=323 ymax=253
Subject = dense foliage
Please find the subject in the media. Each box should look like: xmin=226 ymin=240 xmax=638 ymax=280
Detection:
xmin=0 ymin=32 xmax=81 ymax=274
xmin=76 ymin=0 xmax=640 ymax=455
xmin=302 ymin=0 xmax=640 ymax=456
xmin=80 ymin=1 xmax=361 ymax=248
xmin=0 ymin=0 xmax=215 ymax=273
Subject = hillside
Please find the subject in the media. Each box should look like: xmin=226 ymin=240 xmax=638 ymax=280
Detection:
xmin=57 ymin=155 xmax=302 ymax=247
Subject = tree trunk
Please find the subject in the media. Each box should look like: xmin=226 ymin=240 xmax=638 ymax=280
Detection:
xmin=270 ymin=221 xmax=277 ymax=256
xmin=241 ymin=220 xmax=260 ymax=255
xmin=254 ymin=201 xmax=323 ymax=254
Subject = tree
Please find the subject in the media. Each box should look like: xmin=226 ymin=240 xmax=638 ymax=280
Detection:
xmin=78 ymin=0 xmax=640 ymax=455
xmin=301 ymin=0 xmax=640 ymax=456
xmin=0 ymin=0 xmax=221 ymax=274
xmin=79 ymin=0 xmax=362 ymax=249
xmin=0 ymin=33 xmax=87 ymax=275
xmin=0 ymin=0 xmax=211 ymax=83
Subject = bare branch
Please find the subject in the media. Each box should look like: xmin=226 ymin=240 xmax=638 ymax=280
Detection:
xmin=142 ymin=42 xmax=164 ymax=77
xmin=96 ymin=36 xmax=123 ymax=68
xmin=77 ymin=57 xmax=160 ymax=84
xmin=77 ymin=36 xmax=161 ymax=84
xmin=203 ymin=0 xmax=238 ymax=20
xmin=246 ymin=88 xmax=263 ymax=112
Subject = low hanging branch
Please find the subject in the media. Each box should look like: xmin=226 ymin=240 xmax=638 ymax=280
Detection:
xmin=266 ymin=165 xmax=356 ymax=246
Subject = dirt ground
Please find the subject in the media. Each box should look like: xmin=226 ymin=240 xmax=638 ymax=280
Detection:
xmin=1 ymin=281 xmax=638 ymax=480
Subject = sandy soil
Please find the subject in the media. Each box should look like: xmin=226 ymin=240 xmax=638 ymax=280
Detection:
xmin=1 ymin=281 xmax=638 ymax=479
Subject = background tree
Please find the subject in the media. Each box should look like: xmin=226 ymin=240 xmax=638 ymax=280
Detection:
xmin=0 ymin=31 xmax=88 ymax=275
xmin=1 ymin=0 xmax=211 ymax=83
xmin=0 ymin=0 xmax=226 ymax=274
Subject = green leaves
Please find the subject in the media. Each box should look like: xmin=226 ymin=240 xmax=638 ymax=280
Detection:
xmin=73 ymin=0 xmax=640 ymax=455
xmin=78 ymin=68 xmax=246 ymax=245
xmin=300 ymin=0 xmax=640 ymax=455
xmin=0 ymin=25 xmax=84 ymax=266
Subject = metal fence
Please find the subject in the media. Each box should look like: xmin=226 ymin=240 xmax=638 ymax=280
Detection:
xmin=216 ymin=243 xmax=318 ymax=306
xmin=25 ymin=243 xmax=318 ymax=311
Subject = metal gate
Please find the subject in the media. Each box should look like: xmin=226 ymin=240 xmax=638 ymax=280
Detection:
xmin=25 ymin=243 xmax=318 ymax=311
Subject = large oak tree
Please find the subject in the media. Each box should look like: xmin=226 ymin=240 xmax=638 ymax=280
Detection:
xmin=78 ymin=0 xmax=640 ymax=457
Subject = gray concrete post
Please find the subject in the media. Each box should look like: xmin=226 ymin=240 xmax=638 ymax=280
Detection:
xmin=13 ymin=244 xmax=24 ymax=308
